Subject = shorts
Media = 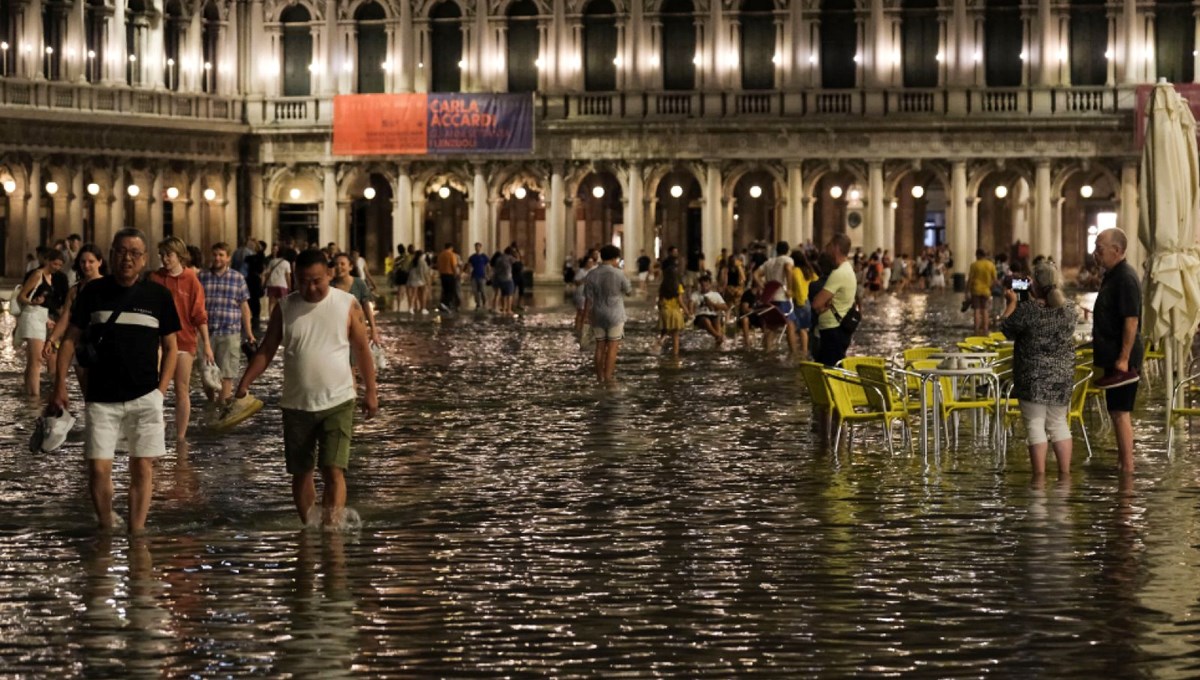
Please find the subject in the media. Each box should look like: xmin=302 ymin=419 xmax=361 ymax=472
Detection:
xmin=85 ymin=389 xmax=167 ymax=460
xmin=638 ymin=271 xmax=649 ymax=282
xmin=592 ymin=324 xmax=624 ymax=341
xmin=282 ymin=398 xmax=356 ymax=474
xmin=1020 ymin=401 xmax=1071 ymax=446
xmin=497 ymin=279 xmax=515 ymax=296
xmin=1104 ymin=368 xmax=1139 ymax=412
xmin=794 ymin=302 xmax=813 ymax=330
xmin=771 ymin=301 xmax=798 ymax=326
xmin=211 ymin=334 xmax=242 ymax=380
xmin=267 ymin=286 xmax=288 ymax=299
xmin=693 ymin=315 xmax=719 ymax=329
xmin=14 ymin=306 xmax=49 ymax=343
xmin=971 ymin=295 xmax=990 ymax=310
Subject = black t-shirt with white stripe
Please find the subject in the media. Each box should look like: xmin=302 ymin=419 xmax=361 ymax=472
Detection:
xmin=70 ymin=276 xmax=182 ymax=404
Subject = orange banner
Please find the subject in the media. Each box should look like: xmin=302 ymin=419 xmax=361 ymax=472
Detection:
xmin=333 ymin=94 xmax=427 ymax=156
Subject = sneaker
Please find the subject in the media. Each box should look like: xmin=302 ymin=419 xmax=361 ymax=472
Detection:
xmin=1094 ymin=368 xmax=1140 ymax=389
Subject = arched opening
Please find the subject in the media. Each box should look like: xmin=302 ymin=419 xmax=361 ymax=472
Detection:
xmin=125 ymin=0 xmax=147 ymax=85
xmin=423 ymin=183 xmax=468 ymax=252
xmin=1156 ymin=0 xmax=1195 ymax=84
xmin=201 ymin=2 xmax=220 ymax=92
xmin=814 ymin=173 xmax=866 ymax=252
xmin=350 ymin=174 xmax=393 ymax=271
xmin=355 ymin=2 xmax=387 ymax=93
xmin=1069 ymin=0 xmax=1107 ymax=85
xmin=901 ymin=0 xmax=939 ymax=87
xmin=984 ymin=0 xmax=1022 ymax=86
xmin=732 ymin=171 xmax=778 ymax=252
xmin=1062 ymin=173 xmax=1118 ymax=272
xmin=281 ymin=5 xmax=313 ymax=96
xmin=430 ymin=1 xmax=463 ymax=93
xmin=976 ymin=173 xmax=1023 ymax=257
xmin=655 ymin=171 xmax=701 ymax=269
xmin=583 ymin=0 xmax=618 ymax=92
xmin=575 ymin=172 xmax=623 ymax=258
xmin=820 ymin=0 xmax=857 ymax=89
xmin=164 ymin=1 xmax=185 ymax=90
xmin=506 ymin=0 xmax=539 ymax=92
xmin=740 ymin=0 xmax=775 ymax=91
xmin=42 ymin=3 xmax=66 ymax=80
xmin=895 ymin=172 xmax=947 ymax=256
xmin=660 ymin=0 xmax=696 ymax=91
xmin=85 ymin=0 xmax=105 ymax=83
xmin=500 ymin=183 xmax=544 ymax=271
xmin=276 ymin=178 xmax=321 ymax=247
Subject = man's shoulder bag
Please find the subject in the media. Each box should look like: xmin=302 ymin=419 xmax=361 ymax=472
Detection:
xmin=832 ymin=298 xmax=863 ymax=335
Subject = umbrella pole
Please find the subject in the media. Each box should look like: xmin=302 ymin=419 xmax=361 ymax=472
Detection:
xmin=1166 ymin=338 xmax=1175 ymax=460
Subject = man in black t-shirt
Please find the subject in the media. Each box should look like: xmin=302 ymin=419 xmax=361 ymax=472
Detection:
xmin=1091 ymin=227 xmax=1143 ymax=475
xmin=50 ymin=228 xmax=181 ymax=533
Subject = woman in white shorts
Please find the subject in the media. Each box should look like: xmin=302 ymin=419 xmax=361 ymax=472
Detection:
xmin=406 ymin=250 xmax=430 ymax=314
xmin=16 ymin=249 xmax=67 ymax=397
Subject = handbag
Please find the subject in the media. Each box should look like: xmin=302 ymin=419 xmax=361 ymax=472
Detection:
xmin=77 ymin=282 xmax=141 ymax=368
xmin=832 ymin=299 xmax=862 ymax=335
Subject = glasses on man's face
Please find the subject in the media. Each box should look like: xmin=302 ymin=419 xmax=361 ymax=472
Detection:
xmin=113 ymin=249 xmax=145 ymax=260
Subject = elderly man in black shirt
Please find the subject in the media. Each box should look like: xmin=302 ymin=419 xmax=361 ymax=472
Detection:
xmin=1091 ymin=227 xmax=1143 ymax=475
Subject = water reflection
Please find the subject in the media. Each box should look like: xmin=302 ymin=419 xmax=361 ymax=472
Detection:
xmin=1 ymin=290 xmax=1200 ymax=676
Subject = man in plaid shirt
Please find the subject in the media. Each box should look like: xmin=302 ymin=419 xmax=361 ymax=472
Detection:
xmin=199 ymin=242 xmax=257 ymax=403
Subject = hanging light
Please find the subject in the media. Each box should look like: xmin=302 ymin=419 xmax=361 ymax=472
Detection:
xmin=670 ymin=185 xmax=683 ymax=198
xmin=86 ymin=182 xmax=100 ymax=196
xmin=45 ymin=181 xmax=58 ymax=195
xmin=749 ymin=185 xmax=762 ymax=198
xmin=438 ymin=186 xmax=451 ymax=199
xmin=994 ymin=185 xmax=1008 ymax=199
xmin=514 ymin=186 xmax=527 ymax=200
xmin=848 ymin=188 xmax=862 ymax=201
xmin=911 ymin=185 xmax=925 ymax=199
xmin=127 ymin=184 xmax=140 ymax=198
xmin=203 ymin=188 xmax=217 ymax=201
xmin=363 ymin=187 xmax=376 ymax=200
xmin=166 ymin=186 xmax=180 ymax=200
xmin=592 ymin=186 xmax=605 ymax=199
xmin=1080 ymin=184 xmax=1094 ymax=198
xmin=829 ymin=185 xmax=843 ymax=199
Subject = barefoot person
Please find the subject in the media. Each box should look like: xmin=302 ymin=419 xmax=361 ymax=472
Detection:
xmin=49 ymin=228 xmax=181 ymax=533
xmin=1090 ymin=227 xmax=1143 ymax=475
xmin=582 ymin=245 xmax=632 ymax=382
xmin=234 ymin=249 xmax=378 ymax=527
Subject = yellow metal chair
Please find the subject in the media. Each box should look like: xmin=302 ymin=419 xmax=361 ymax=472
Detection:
xmin=798 ymin=361 xmax=835 ymax=434
xmin=957 ymin=335 xmax=994 ymax=352
xmin=856 ymin=363 xmax=916 ymax=452
xmin=1067 ymin=364 xmax=1096 ymax=459
xmin=823 ymin=367 xmax=909 ymax=455
xmin=899 ymin=346 xmax=942 ymax=368
xmin=1167 ymin=371 xmax=1200 ymax=451
xmin=934 ymin=371 xmax=997 ymax=448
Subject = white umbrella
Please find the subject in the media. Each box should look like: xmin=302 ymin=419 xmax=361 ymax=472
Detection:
xmin=1138 ymin=80 xmax=1200 ymax=451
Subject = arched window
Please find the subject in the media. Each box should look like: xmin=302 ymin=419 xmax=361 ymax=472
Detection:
xmin=201 ymin=2 xmax=220 ymax=92
xmin=0 ymin=2 xmax=15 ymax=76
xmin=507 ymin=0 xmax=539 ymax=92
xmin=984 ymin=0 xmax=1022 ymax=86
xmin=126 ymin=0 xmax=146 ymax=85
xmin=1069 ymin=0 xmax=1107 ymax=85
xmin=281 ymin=4 xmax=312 ymax=96
xmin=85 ymin=0 xmax=105 ymax=82
xmin=164 ymin=1 xmax=184 ymax=90
xmin=583 ymin=0 xmax=618 ymax=92
xmin=42 ymin=3 xmax=65 ymax=79
xmin=430 ymin=1 xmax=462 ymax=93
xmin=901 ymin=0 xmax=938 ymax=87
xmin=740 ymin=0 xmax=774 ymax=91
xmin=820 ymin=0 xmax=856 ymax=89
xmin=355 ymin=2 xmax=387 ymax=93
xmin=660 ymin=0 xmax=696 ymax=91
xmin=1156 ymin=0 xmax=1195 ymax=83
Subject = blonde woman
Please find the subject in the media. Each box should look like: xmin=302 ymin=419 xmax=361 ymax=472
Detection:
xmin=150 ymin=236 xmax=214 ymax=441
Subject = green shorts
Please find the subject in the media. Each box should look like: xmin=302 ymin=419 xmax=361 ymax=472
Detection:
xmin=282 ymin=399 xmax=356 ymax=474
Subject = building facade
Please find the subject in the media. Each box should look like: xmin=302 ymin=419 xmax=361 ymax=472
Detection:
xmin=1 ymin=0 xmax=1194 ymax=278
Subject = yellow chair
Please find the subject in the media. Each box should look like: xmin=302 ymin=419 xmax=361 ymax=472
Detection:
xmin=989 ymin=332 xmax=1007 ymax=342
xmin=957 ymin=335 xmax=994 ymax=352
xmin=839 ymin=356 xmax=887 ymax=373
xmin=934 ymin=370 xmax=997 ymax=448
xmin=798 ymin=361 xmax=834 ymax=434
xmin=856 ymin=363 xmax=916 ymax=451
xmin=823 ymin=367 xmax=909 ymax=455
xmin=1167 ymin=371 xmax=1200 ymax=450
xmin=898 ymin=346 xmax=942 ymax=368
xmin=1143 ymin=340 xmax=1166 ymax=385
xmin=1067 ymin=364 xmax=1096 ymax=458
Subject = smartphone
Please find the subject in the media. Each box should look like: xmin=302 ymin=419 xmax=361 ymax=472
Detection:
xmin=1011 ymin=279 xmax=1030 ymax=291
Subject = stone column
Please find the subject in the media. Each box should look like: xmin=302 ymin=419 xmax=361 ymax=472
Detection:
xmin=867 ymin=160 xmax=885 ymax=253
xmin=470 ymin=165 xmax=488 ymax=249
xmin=224 ymin=171 xmax=237 ymax=243
xmin=394 ymin=165 xmax=413 ymax=250
xmin=950 ymin=160 xmax=968 ymax=274
xmin=322 ymin=164 xmax=337 ymax=247
xmin=26 ymin=160 xmax=41 ymax=248
xmin=1036 ymin=0 xmax=1054 ymax=86
xmin=623 ymin=162 xmax=643 ymax=274
xmin=110 ymin=172 xmax=126 ymax=235
xmin=188 ymin=176 xmax=202 ymax=246
xmin=884 ymin=196 xmax=897 ymax=253
xmin=1122 ymin=0 xmax=1138 ymax=84
xmin=784 ymin=162 xmax=804 ymax=247
xmin=1034 ymin=159 xmax=1053 ymax=259
xmin=150 ymin=170 xmax=164 ymax=246
xmin=1012 ymin=177 xmax=1031 ymax=244
xmin=69 ymin=166 xmax=84 ymax=235
xmin=802 ymin=196 xmax=815 ymax=246
xmin=336 ymin=200 xmax=349 ymax=250
xmin=67 ymin=0 xmax=85 ymax=82
xmin=544 ymin=166 xmax=564 ymax=277
xmin=411 ymin=195 xmax=426 ymax=249
xmin=1050 ymin=197 xmax=1065 ymax=265
xmin=967 ymin=197 xmax=980 ymax=261
xmin=702 ymin=162 xmax=722 ymax=270
xmin=1119 ymin=161 xmax=1142 ymax=270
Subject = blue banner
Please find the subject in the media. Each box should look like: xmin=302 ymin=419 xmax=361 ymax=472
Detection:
xmin=426 ymin=93 xmax=534 ymax=154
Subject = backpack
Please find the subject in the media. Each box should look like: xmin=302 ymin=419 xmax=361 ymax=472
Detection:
xmin=9 ymin=284 xmax=23 ymax=316
xmin=866 ymin=265 xmax=878 ymax=283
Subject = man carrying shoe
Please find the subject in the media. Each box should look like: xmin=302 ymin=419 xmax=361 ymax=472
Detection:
xmin=1091 ymin=227 xmax=1143 ymax=475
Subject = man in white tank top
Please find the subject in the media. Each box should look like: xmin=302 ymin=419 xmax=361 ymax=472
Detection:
xmin=235 ymin=249 xmax=378 ymax=527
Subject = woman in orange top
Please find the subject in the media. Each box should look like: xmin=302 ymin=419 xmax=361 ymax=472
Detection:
xmin=151 ymin=236 xmax=214 ymax=441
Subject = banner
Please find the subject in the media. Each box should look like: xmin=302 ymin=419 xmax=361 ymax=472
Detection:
xmin=1134 ymin=83 xmax=1200 ymax=151
xmin=333 ymin=93 xmax=533 ymax=156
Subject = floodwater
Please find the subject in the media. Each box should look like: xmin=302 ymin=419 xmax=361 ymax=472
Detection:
xmin=2 ymin=288 xmax=1200 ymax=678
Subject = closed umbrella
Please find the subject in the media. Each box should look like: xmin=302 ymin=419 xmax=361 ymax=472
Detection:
xmin=1138 ymin=80 xmax=1200 ymax=450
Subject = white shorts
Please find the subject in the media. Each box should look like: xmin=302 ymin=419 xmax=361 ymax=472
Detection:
xmin=592 ymin=324 xmax=624 ymax=341
xmin=85 ymin=390 xmax=167 ymax=460
xmin=1020 ymin=400 xmax=1071 ymax=446
xmin=14 ymin=306 xmax=49 ymax=343
xmin=638 ymin=271 xmax=649 ymax=282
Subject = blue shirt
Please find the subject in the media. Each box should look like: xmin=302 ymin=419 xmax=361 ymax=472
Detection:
xmin=468 ymin=253 xmax=489 ymax=280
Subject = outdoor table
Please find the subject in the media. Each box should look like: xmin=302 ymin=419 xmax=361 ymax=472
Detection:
xmin=913 ymin=364 xmax=1003 ymax=458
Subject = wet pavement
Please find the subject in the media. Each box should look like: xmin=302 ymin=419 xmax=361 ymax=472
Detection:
xmin=1 ymin=287 xmax=1199 ymax=677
